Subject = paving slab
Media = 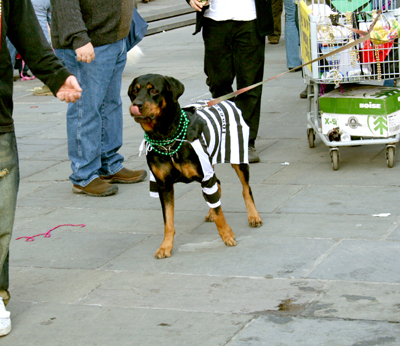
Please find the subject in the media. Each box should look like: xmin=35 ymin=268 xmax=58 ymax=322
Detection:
xmin=83 ymin=273 xmax=326 ymax=314
xmin=192 ymin=212 xmax=397 ymax=240
xmin=103 ymin=234 xmax=336 ymax=278
xmin=2 ymin=303 xmax=250 ymax=346
xmin=307 ymin=240 xmax=400 ymax=283
xmin=19 ymin=160 xmax=58 ymax=179
xmin=303 ymin=280 xmax=400 ymax=322
xmin=226 ymin=316 xmax=400 ymax=346
xmin=11 ymin=230 xmax=149 ymax=269
xmin=265 ymin=161 xmax=400 ymax=186
xmin=9 ymin=267 xmax=115 ymax=304
xmin=278 ymin=185 xmax=400 ymax=215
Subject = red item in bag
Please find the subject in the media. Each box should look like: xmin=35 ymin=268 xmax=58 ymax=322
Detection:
xmin=360 ymin=38 xmax=393 ymax=63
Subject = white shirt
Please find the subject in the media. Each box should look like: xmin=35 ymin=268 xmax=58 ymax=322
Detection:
xmin=204 ymin=0 xmax=257 ymax=21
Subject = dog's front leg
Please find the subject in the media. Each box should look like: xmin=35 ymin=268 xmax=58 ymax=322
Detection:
xmin=156 ymin=185 xmax=175 ymax=259
xmin=212 ymin=206 xmax=237 ymax=246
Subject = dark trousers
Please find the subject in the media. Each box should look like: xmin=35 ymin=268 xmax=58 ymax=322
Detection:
xmin=202 ymin=18 xmax=265 ymax=146
xmin=268 ymin=0 xmax=283 ymax=41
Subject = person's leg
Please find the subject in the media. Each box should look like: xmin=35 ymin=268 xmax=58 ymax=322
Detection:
xmin=30 ymin=0 xmax=51 ymax=43
xmin=283 ymin=0 xmax=301 ymax=69
xmin=268 ymin=0 xmax=283 ymax=43
xmin=98 ymin=40 xmax=127 ymax=176
xmin=31 ymin=0 xmax=53 ymax=96
xmin=202 ymin=19 xmax=235 ymax=98
xmin=6 ymin=38 xmax=17 ymax=70
xmin=232 ymin=20 xmax=265 ymax=149
xmin=0 ymin=132 xmax=19 ymax=306
xmin=55 ymin=42 xmax=125 ymax=188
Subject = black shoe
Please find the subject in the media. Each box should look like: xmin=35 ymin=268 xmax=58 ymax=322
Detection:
xmin=249 ymin=146 xmax=260 ymax=163
xmin=300 ymin=87 xmax=307 ymax=99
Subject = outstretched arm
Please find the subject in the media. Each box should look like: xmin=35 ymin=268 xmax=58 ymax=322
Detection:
xmin=56 ymin=76 xmax=82 ymax=103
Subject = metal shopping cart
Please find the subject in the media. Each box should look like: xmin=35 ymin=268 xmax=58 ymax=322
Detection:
xmin=299 ymin=0 xmax=400 ymax=169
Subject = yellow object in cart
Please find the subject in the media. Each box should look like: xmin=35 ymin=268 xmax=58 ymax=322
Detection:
xmin=370 ymin=12 xmax=400 ymax=45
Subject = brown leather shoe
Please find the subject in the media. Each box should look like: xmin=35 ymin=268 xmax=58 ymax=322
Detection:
xmin=72 ymin=178 xmax=118 ymax=197
xmin=100 ymin=168 xmax=147 ymax=184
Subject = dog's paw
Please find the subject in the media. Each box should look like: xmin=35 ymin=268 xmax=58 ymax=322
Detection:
xmin=223 ymin=236 xmax=237 ymax=247
xmin=249 ymin=216 xmax=263 ymax=228
xmin=155 ymin=247 xmax=172 ymax=259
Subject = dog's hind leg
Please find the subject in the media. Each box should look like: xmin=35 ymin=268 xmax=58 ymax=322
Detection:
xmin=232 ymin=164 xmax=262 ymax=227
xmin=155 ymin=185 xmax=175 ymax=259
xmin=211 ymin=206 xmax=237 ymax=246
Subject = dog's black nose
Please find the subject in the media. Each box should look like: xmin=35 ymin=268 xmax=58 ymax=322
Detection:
xmin=133 ymin=100 xmax=143 ymax=110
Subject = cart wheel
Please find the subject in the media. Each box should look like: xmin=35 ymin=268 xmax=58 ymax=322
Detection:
xmin=308 ymin=128 xmax=315 ymax=148
xmin=386 ymin=146 xmax=395 ymax=168
xmin=330 ymin=149 xmax=339 ymax=170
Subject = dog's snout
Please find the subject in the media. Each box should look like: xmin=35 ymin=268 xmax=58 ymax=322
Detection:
xmin=133 ymin=100 xmax=143 ymax=109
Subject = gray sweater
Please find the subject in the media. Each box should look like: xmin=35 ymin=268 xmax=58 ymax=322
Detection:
xmin=50 ymin=0 xmax=134 ymax=50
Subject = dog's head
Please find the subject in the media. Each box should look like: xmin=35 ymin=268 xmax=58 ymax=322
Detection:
xmin=128 ymin=74 xmax=184 ymax=131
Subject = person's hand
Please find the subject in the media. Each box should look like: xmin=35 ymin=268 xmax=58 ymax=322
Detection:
xmin=75 ymin=42 xmax=95 ymax=63
xmin=56 ymin=75 xmax=82 ymax=103
xmin=189 ymin=0 xmax=207 ymax=11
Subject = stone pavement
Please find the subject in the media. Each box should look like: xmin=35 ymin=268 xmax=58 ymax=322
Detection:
xmin=3 ymin=4 xmax=400 ymax=345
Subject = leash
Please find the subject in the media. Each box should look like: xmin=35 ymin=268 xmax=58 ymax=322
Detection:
xmin=206 ymin=10 xmax=383 ymax=108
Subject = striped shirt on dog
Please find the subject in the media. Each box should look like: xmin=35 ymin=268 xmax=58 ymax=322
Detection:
xmin=147 ymin=100 xmax=249 ymax=208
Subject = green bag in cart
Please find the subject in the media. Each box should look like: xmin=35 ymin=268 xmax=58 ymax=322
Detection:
xmin=328 ymin=0 xmax=372 ymax=13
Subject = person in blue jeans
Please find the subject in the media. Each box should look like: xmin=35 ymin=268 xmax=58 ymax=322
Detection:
xmin=284 ymin=0 xmax=302 ymax=70
xmin=7 ymin=0 xmax=51 ymax=67
xmin=31 ymin=0 xmax=55 ymax=95
xmin=51 ymin=0 xmax=147 ymax=196
xmin=6 ymin=0 xmax=53 ymax=93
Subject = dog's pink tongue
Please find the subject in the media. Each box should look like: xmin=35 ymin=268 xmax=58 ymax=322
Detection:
xmin=130 ymin=105 xmax=141 ymax=116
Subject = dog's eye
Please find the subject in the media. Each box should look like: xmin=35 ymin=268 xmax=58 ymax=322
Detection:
xmin=133 ymin=89 xmax=138 ymax=94
xmin=150 ymin=89 xmax=159 ymax=95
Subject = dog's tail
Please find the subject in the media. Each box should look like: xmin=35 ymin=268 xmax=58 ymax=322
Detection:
xmin=126 ymin=45 xmax=144 ymax=66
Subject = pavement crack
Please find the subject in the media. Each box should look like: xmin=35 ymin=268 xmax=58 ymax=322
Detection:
xmin=302 ymin=240 xmax=343 ymax=278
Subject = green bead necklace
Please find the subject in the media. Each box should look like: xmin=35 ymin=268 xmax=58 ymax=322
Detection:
xmin=144 ymin=109 xmax=189 ymax=156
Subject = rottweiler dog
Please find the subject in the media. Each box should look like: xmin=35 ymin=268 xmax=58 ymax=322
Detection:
xmin=128 ymin=74 xmax=262 ymax=259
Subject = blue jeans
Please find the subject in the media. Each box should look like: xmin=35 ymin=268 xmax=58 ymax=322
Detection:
xmin=6 ymin=37 xmax=17 ymax=68
xmin=55 ymin=40 xmax=126 ymax=186
xmin=0 ymin=132 xmax=19 ymax=304
xmin=7 ymin=0 xmax=50 ymax=70
xmin=283 ymin=0 xmax=301 ymax=69
xmin=31 ymin=0 xmax=51 ymax=44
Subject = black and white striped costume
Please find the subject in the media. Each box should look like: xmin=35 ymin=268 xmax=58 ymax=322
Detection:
xmin=145 ymin=100 xmax=249 ymax=208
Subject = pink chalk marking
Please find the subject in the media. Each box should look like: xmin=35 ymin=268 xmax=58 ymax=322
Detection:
xmin=16 ymin=224 xmax=86 ymax=242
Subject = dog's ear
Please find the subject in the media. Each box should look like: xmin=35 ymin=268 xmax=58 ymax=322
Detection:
xmin=164 ymin=76 xmax=185 ymax=102
xmin=128 ymin=78 xmax=138 ymax=100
